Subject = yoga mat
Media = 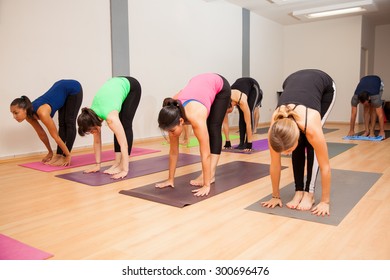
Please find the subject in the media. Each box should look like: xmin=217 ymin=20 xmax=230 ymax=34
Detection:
xmin=119 ymin=161 xmax=287 ymax=208
xmin=19 ymin=147 xmax=160 ymax=172
xmin=0 ymin=234 xmax=53 ymax=260
xmin=282 ymin=142 xmax=357 ymax=159
xmin=56 ymin=153 xmax=200 ymax=186
xmin=245 ymin=169 xmax=382 ymax=226
xmin=222 ymin=138 xmax=269 ymax=154
xmin=327 ymin=142 xmax=357 ymax=159
xmin=343 ymin=135 xmax=384 ymax=141
xmin=180 ymin=134 xmax=240 ymax=148
xmin=358 ymin=129 xmax=390 ymax=138
xmin=256 ymin=127 xmax=338 ymax=135
xmin=346 ymin=130 xmax=390 ymax=140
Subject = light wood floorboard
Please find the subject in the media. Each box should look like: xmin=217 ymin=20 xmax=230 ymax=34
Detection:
xmin=1 ymin=123 xmax=389 ymax=260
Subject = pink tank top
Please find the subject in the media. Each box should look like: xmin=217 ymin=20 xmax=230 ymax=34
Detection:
xmin=177 ymin=73 xmax=224 ymax=115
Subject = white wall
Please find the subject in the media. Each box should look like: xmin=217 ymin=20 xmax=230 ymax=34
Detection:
xmin=1 ymin=0 xmax=387 ymax=158
xmin=128 ymin=0 xmax=242 ymax=139
xmin=283 ymin=17 xmax=362 ymax=122
xmin=0 ymin=0 xmax=112 ymax=158
xmin=250 ymin=15 xmax=284 ymax=123
xmin=374 ymin=24 xmax=390 ymax=101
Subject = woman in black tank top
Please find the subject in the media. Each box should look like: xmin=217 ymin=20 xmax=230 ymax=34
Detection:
xmin=261 ymin=69 xmax=336 ymax=217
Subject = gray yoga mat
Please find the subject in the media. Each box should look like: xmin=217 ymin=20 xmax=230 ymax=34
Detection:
xmin=56 ymin=153 xmax=200 ymax=186
xmin=245 ymin=169 xmax=382 ymax=226
xmin=119 ymin=161 xmax=287 ymax=208
xmin=282 ymin=142 xmax=357 ymax=159
xmin=327 ymin=142 xmax=357 ymax=159
xmin=255 ymin=127 xmax=338 ymax=135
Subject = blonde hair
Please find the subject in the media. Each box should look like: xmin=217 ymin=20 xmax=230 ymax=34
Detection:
xmin=269 ymin=106 xmax=300 ymax=152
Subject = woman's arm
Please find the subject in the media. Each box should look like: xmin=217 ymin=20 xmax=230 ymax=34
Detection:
xmin=307 ymin=114 xmax=331 ymax=216
xmin=26 ymin=117 xmax=53 ymax=162
xmin=106 ymin=111 xmax=129 ymax=179
xmin=191 ymin=117 xmax=211 ymax=194
xmin=155 ymin=128 xmax=180 ymax=188
xmin=37 ymin=105 xmax=71 ymax=165
xmin=239 ymin=98 xmax=254 ymax=145
xmin=261 ymin=120 xmax=283 ymax=208
xmin=84 ymin=129 xmax=102 ymax=173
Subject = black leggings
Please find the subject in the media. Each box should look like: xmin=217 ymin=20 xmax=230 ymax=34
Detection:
xmin=114 ymin=77 xmax=141 ymax=155
xmin=57 ymin=89 xmax=83 ymax=155
xmin=292 ymin=82 xmax=336 ymax=193
xmin=207 ymin=75 xmax=231 ymax=155
xmin=238 ymin=83 xmax=262 ymax=144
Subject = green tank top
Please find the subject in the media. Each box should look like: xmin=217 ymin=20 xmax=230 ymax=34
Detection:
xmin=91 ymin=77 xmax=130 ymax=120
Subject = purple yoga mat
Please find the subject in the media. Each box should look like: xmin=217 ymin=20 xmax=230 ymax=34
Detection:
xmin=119 ymin=161 xmax=287 ymax=208
xmin=222 ymin=138 xmax=269 ymax=154
xmin=56 ymin=153 xmax=200 ymax=186
xmin=0 ymin=234 xmax=53 ymax=260
xmin=19 ymin=147 xmax=160 ymax=172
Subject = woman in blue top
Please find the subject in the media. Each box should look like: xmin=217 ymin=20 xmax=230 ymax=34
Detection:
xmin=10 ymin=80 xmax=83 ymax=166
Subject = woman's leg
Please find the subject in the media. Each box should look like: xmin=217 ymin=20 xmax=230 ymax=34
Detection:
xmin=114 ymin=77 xmax=141 ymax=155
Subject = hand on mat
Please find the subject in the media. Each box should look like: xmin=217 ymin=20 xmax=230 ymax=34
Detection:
xmin=41 ymin=152 xmax=53 ymax=163
xmin=155 ymin=180 xmax=174 ymax=189
xmin=261 ymin=197 xmax=282 ymax=208
xmin=192 ymin=185 xmax=210 ymax=196
xmin=311 ymin=202 xmax=330 ymax=216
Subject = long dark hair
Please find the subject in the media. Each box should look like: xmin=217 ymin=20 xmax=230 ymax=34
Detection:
xmin=158 ymin=98 xmax=187 ymax=130
xmin=77 ymin=107 xmax=103 ymax=136
xmin=10 ymin=96 xmax=34 ymax=118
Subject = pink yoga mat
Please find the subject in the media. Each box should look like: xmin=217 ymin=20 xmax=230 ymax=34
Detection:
xmin=0 ymin=234 xmax=53 ymax=260
xmin=19 ymin=147 xmax=160 ymax=172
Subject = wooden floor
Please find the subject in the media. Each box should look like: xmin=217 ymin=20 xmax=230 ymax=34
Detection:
xmin=1 ymin=123 xmax=389 ymax=260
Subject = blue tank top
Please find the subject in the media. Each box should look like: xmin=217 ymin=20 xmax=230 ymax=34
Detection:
xmin=32 ymin=80 xmax=82 ymax=118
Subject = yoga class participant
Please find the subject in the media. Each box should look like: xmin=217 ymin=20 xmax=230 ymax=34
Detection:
xmin=261 ymin=69 xmax=336 ymax=216
xmin=223 ymin=77 xmax=263 ymax=151
xmin=348 ymin=75 xmax=385 ymax=138
xmin=77 ymin=76 xmax=141 ymax=179
xmin=10 ymin=79 xmax=83 ymax=166
xmin=157 ymin=73 xmax=231 ymax=196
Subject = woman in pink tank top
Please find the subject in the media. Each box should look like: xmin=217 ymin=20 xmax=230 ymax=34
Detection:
xmin=156 ymin=73 xmax=231 ymax=196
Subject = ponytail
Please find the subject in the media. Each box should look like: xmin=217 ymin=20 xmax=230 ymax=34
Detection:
xmin=269 ymin=105 xmax=300 ymax=153
xmin=10 ymin=96 xmax=34 ymax=118
xmin=158 ymin=98 xmax=187 ymax=130
xmin=77 ymin=107 xmax=102 ymax=136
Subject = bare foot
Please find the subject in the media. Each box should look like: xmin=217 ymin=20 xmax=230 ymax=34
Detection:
xmin=297 ymin=192 xmax=315 ymax=211
xmin=361 ymin=131 xmax=370 ymax=137
xmin=103 ymin=164 xmax=121 ymax=175
xmin=286 ymin=191 xmax=304 ymax=209
xmin=45 ymin=155 xmax=63 ymax=165
xmin=190 ymin=175 xmax=215 ymax=186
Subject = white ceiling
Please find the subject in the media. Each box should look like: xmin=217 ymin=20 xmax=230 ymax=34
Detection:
xmin=223 ymin=0 xmax=390 ymax=26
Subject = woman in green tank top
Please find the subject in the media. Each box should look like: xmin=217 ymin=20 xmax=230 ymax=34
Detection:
xmin=77 ymin=77 xmax=141 ymax=179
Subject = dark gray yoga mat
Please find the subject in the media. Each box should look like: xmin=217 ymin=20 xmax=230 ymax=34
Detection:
xmin=327 ymin=142 xmax=357 ymax=159
xmin=56 ymin=153 xmax=200 ymax=186
xmin=282 ymin=142 xmax=357 ymax=159
xmin=119 ymin=161 xmax=287 ymax=208
xmin=255 ymin=127 xmax=338 ymax=135
xmin=245 ymin=169 xmax=382 ymax=226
